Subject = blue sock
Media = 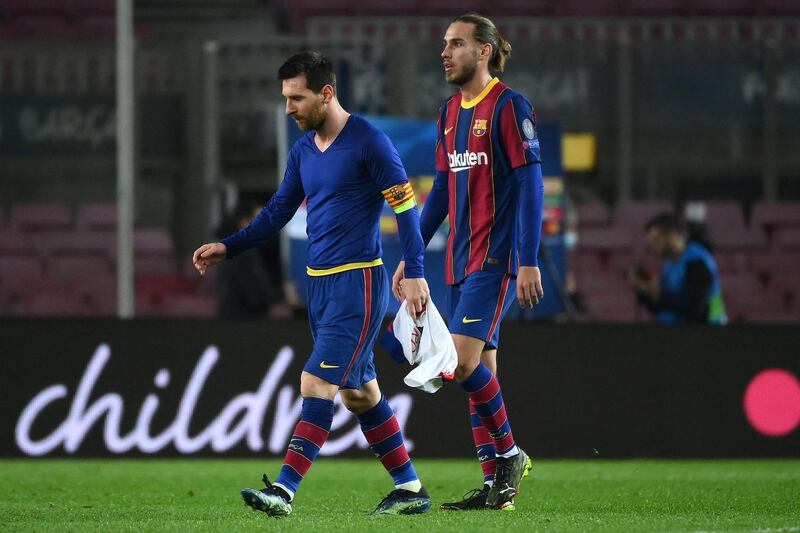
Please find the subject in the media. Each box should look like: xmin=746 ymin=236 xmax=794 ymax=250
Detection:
xmin=274 ymin=396 xmax=334 ymax=498
xmin=460 ymin=364 xmax=517 ymax=456
xmin=357 ymin=396 xmax=419 ymax=487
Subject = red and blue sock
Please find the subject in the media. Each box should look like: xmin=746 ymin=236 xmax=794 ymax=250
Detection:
xmin=461 ymin=363 xmax=518 ymax=458
xmin=357 ymin=396 xmax=420 ymax=489
xmin=274 ymin=396 xmax=334 ymax=499
xmin=470 ymin=399 xmax=497 ymax=485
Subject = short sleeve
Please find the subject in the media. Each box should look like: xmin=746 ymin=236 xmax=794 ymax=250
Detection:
xmin=498 ymin=93 xmax=541 ymax=169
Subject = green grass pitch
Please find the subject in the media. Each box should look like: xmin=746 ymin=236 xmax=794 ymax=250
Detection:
xmin=1 ymin=458 xmax=798 ymax=532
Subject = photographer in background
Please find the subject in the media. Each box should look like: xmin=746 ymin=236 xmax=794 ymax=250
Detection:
xmin=628 ymin=213 xmax=727 ymax=325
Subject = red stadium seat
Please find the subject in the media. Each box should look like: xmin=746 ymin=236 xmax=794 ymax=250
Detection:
xmin=704 ymin=201 xmax=766 ymax=251
xmin=751 ymin=201 xmax=800 ymax=232
xmin=713 ymin=251 xmax=750 ymax=275
xmin=774 ymin=228 xmax=800 ymax=251
xmin=692 ymin=0 xmax=755 ymax=15
xmin=135 ymin=228 xmax=174 ymax=256
xmin=0 ymin=231 xmax=37 ymax=255
xmin=10 ymin=203 xmax=72 ymax=232
xmin=0 ymin=255 xmax=44 ymax=287
xmin=583 ymin=290 xmax=638 ymax=322
xmin=576 ymin=202 xmax=610 ymax=229
xmin=47 ymin=254 xmax=111 ymax=282
xmin=77 ymin=203 xmax=117 ymax=231
xmin=40 ymin=231 xmax=116 ymax=260
xmin=578 ymin=227 xmax=633 ymax=251
xmin=612 ymin=201 xmax=673 ymax=236
xmin=137 ymin=294 xmax=217 ymax=317
xmin=136 ymin=255 xmax=177 ymax=275
xmin=11 ymin=292 xmax=93 ymax=317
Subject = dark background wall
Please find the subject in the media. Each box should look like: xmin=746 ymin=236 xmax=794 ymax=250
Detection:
xmin=2 ymin=320 xmax=798 ymax=458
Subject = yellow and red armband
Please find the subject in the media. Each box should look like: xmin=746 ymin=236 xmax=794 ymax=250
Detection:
xmin=381 ymin=182 xmax=417 ymax=214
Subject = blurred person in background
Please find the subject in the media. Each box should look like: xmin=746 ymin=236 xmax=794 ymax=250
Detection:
xmin=215 ymin=201 xmax=286 ymax=320
xmin=393 ymin=12 xmax=541 ymax=512
xmin=193 ymin=51 xmax=432 ymax=518
xmin=629 ymin=212 xmax=727 ymax=325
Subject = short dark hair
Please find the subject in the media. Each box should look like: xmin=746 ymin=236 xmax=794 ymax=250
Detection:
xmin=452 ymin=13 xmax=512 ymax=72
xmin=645 ymin=212 xmax=683 ymax=234
xmin=278 ymin=50 xmax=336 ymax=93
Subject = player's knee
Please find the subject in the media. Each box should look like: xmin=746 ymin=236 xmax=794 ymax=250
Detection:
xmin=455 ymin=358 xmax=480 ymax=382
xmin=299 ymin=372 xmax=337 ymax=400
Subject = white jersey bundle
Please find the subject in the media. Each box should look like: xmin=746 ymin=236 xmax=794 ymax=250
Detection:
xmin=392 ymin=297 xmax=457 ymax=393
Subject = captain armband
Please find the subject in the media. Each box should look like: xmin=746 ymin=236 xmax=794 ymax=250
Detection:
xmin=381 ymin=182 xmax=417 ymax=214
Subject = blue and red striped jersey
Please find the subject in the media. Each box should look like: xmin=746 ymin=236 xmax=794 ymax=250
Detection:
xmin=435 ymin=77 xmax=541 ymax=285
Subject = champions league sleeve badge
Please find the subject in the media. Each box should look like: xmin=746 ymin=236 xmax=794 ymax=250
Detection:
xmin=522 ymin=118 xmax=536 ymax=140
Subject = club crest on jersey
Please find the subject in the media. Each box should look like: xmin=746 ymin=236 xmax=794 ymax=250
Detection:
xmin=472 ymin=118 xmax=487 ymax=137
xmin=389 ymin=185 xmax=405 ymax=203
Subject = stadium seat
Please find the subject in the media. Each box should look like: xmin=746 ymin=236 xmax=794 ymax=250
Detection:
xmin=704 ymin=201 xmax=745 ymax=232
xmin=627 ymin=0 xmax=687 ymax=15
xmin=135 ymin=228 xmax=174 ymax=256
xmin=137 ymin=293 xmax=215 ymax=318
xmin=713 ymin=251 xmax=750 ymax=275
xmin=721 ymin=273 xmax=770 ymax=322
xmin=12 ymin=292 xmax=94 ymax=317
xmin=751 ymin=251 xmax=800 ymax=278
xmin=136 ymin=274 xmax=198 ymax=301
xmin=577 ymin=227 xmax=633 ymax=251
xmin=576 ymin=202 xmax=610 ymax=229
xmin=704 ymin=201 xmax=767 ymax=251
xmin=583 ymin=290 xmax=638 ymax=322
xmin=40 ymin=231 xmax=116 ymax=260
xmin=572 ymin=250 xmax=606 ymax=273
xmin=136 ymin=255 xmax=177 ymax=275
xmin=575 ymin=270 xmax=628 ymax=294
xmin=751 ymin=201 xmax=800 ymax=232
xmin=10 ymin=203 xmax=72 ymax=232
xmin=692 ymin=0 xmax=755 ymax=15
xmin=0 ymin=255 xmax=44 ymax=287
xmin=47 ymin=254 xmax=111 ymax=282
xmin=762 ymin=0 xmax=800 ymax=14
xmin=74 ymin=275 xmax=117 ymax=316
xmin=612 ymin=201 xmax=673 ymax=236
xmin=0 ymin=231 xmax=37 ymax=255
xmin=76 ymin=203 xmax=117 ymax=231
xmin=775 ymin=228 xmax=800 ymax=250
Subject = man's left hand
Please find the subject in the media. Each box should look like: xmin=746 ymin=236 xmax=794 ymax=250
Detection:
xmin=400 ymin=277 xmax=429 ymax=318
xmin=517 ymin=266 xmax=544 ymax=309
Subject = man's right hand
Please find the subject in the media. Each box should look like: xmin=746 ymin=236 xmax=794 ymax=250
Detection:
xmin=192 ymin=242 xmax=227 ymax=275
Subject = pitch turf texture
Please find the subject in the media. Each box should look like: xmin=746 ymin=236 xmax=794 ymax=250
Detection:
xmin=1 ymin=459 xmax=798 ymax=532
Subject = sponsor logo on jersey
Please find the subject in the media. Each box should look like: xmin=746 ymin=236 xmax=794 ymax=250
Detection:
xmin=448 ymin=149 xmax=488 ymax=173
xmin=472 ymin=118 xmax=487 ymax=137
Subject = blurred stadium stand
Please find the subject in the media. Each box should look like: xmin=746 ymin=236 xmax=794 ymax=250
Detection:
xmin=0 ymin=1 xmax=798 ymax=320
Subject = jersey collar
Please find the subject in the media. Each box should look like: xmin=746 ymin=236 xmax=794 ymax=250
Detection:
xmin=460 ymin=77 xmax=500 ymax=109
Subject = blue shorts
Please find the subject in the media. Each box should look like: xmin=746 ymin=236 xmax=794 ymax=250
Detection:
xmin=446 ymin=270 xmax=517 ymax=350
xmin=304 ymin=265 xmax=389 ymax=389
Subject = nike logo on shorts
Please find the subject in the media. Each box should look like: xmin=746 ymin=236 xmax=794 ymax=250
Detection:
xmin=320 ymin=361 xmax=340 ymax=369
xmin=462 ymin=316 xmax=482 ymax=324
xmin=444 ymin=127 xmax=454 ymax=135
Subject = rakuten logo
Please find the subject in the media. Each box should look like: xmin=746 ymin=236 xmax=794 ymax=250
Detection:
xmin=448 ymin=149 xmax=488 ymax=173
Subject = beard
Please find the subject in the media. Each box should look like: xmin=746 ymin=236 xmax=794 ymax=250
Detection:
xmin=292 ymin=104 xmax=326 ymax=132
xmin=446 ymin=55 xmax=479 ymax=86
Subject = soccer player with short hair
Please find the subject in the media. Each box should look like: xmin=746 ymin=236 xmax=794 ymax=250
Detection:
xmin=393 ymin=13 xmax=544 ymax=511
xmin=193 ymin=50 xmax=432 ymax=517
